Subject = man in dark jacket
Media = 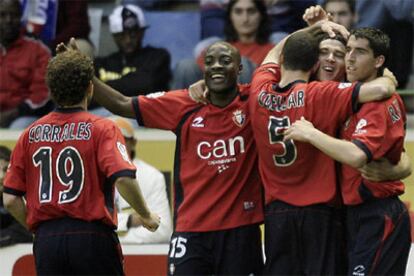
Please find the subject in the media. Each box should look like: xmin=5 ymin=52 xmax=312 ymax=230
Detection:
xmin=93 ymin=4 xmax=171 ymax=116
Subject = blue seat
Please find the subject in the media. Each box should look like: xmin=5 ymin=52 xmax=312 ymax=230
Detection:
xmin=143 ymin=11 xmax=200 ymax=69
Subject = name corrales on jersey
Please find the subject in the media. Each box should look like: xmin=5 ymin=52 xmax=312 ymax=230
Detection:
xmin=258 ymin=89 xmax=305 ymax=112
xmin=28 ymin=122 xmax=92 ymax=143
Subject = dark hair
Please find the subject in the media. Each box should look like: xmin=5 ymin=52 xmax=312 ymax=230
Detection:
xmin=224 ymin=0 xmax=270 ymax=44
xmin=0 ymin=145 xmax=11 ymax=162
xmin=319 ymin=33 xmax=347 ymax=47
xmin=323 ymin=0 xmax=355 ymax=14
xmin=46 ymin=50 xmax=94 ymax=107
xmin=350 ymin=27 xmax=390 ymax=72
xmin=282 ymin=31 xmax=319 ymax=71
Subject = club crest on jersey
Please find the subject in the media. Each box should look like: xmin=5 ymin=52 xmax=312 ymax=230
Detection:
xmin=232 ymin=110 xmax=246 ymax=127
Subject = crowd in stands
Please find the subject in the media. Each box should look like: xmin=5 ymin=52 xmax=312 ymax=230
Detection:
xmin=0 ymin=0 xmax=413 ymax=129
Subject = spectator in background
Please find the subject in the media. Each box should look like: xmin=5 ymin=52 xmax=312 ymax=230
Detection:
xmin=0 ymin=0 xmax=52 ymax=129
xmin=121 ymin=0 xmax=172 ymax=10
xmin=112 ymin=117 xmax=173 ymax=244
xmin=0 ymin=145 xmax=32 ymax=247
xmin=172 ymin=0 xmax=273 ymax=89
xmin=92 ymin=4 xmax=171 ymax=117
xmin=49 ymin=0 xmax=91 ymax=52
xmin=322 ymin=0 xmax=356 ymax=30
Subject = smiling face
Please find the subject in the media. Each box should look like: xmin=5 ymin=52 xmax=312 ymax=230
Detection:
xmin=316 ymin=38 xmax=346 ymax=81
xmin=204 ymin=42 xmax=241 ymax=94
xmin=345 ymin=35 xmax=383 ymax=82
xmin=230 ymin=0 xmax=261 ymax=40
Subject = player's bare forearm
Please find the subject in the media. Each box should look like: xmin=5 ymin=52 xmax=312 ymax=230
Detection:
xmin=92 ymin=77 xmax=135 ymax=118
xmin=115 ymin=177 xmax=160 ymax=232
xmin=284 ymin=118 xmax=367 ymax=168
xmin=358 ymin=70 xmax=397 ymax=103
xmin=3 ymin=193 xmax=28 ymax=229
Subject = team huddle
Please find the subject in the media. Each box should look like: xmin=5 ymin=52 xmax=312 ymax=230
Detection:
xmin=2 ymin=3 xmax=412 ymax=276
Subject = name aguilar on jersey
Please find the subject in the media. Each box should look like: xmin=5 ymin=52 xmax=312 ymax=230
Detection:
xmin=28 ymin=122 xmax=92 ymax=143
xmin=258 ymin=89 xmax=305 ymax=112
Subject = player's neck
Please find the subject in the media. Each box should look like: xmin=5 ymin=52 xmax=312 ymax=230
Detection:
xmin=209 ymin=87 xmax=238 ymax=107
xmin=279 ymin=69 xmax=310 ymax=87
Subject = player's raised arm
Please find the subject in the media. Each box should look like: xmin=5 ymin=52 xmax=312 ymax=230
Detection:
xmin=357 ymin=68 xmax=397 ymax=103
xmin=58 ymin=38 xmax=135 ymax=118
xmin=284 ymin=117 xmax=367 ymax=168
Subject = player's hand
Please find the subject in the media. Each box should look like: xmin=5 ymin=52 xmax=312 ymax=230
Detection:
xmin=189 ymin=80 xmax=209 ymax=104
xmin=382 ymin=68 xmax=398 ymax=88
xmin=303 ymin=5 xmax=330 ymax=26
xmin=359 ymin=158 xmax=396 ymax=182
xmin=318 ymin=19 xmax=349 ymax=39
xmin=284 ymin=117 xmax=316 ymax=143
xmin=141 ymin=212 xmax=161 ymax=232
xmin=56 ymin=37 xmax=80 ymax=54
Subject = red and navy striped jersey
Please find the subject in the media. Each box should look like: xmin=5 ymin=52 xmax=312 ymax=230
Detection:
xmin=132 ymin=88 xmax=263 ymax=232
xmin=250 ymin=63 xmax=360 ymax=206
xmin=4 ymin=108 xmax=136 ymax=231
xmin=340 ymin=94 xmax=406 ymax=205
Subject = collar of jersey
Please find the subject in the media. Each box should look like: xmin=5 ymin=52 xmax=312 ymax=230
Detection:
xmin=272 ymin=80 xmax=306 ymax=93
xmin=55 ymin=107 xmax=85 ymax=113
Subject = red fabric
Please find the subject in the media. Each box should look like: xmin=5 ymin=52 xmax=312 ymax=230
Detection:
xmin=49 ymin=0 xmax=90 ymax=49
xmin=250 ymin=63 xmax=360 ymax=206
xmin=0 ymin=36 xmax=50 ymax=111
xmin=340 ymin=94 xmax=406 ymax=205
xmin=196 ymin=41 xmax=274 ymax=69
xmin=4 ymin=110 xmax=136 ymax=231
xmin=133 ymin=88 xmax=263 ymax=232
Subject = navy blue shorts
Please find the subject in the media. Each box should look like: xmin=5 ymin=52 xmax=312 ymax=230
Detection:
xmin=264 ymin=200 xmax=346 ymax=275
xmin=33 ymin=217 xmax=124 ymax=275
xmin=167 ymin=223 xmax=263 ymax=275
xmin=347 ymin=196 xmax=411 ymax=276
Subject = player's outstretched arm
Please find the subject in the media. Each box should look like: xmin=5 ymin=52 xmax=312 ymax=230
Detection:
xmin=3 ymin=193 xmax=28 ymax=229
xmin=284 ymin=117 xmax=368 ymax=168
xmin=358 ymin=68 xmax=397 ymax=103
xmin=115 ymin=176 xmax=160 ymax=232
xmin=359 ymin=152 xmax=412 ymax=182
xmin=57 ymin=38 xmax=135 ymax=118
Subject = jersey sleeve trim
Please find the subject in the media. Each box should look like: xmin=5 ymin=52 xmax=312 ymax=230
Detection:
xmin=109 ymin=169 xmax=136 ymax=184
xmin=132 ymin=97 xmax=145 ymax=126
xmin=352 ymin=82 xmax=362 ymax=113
xmin=352 ymin=139 xmax=373 ymax=162
xmin=3 ymin=186 xmax=25 ymax=196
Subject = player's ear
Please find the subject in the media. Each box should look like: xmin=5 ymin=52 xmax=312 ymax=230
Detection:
xmin=374 ymin=55 xmax=385 ymax=69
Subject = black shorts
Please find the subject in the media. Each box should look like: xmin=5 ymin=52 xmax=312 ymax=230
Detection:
xmin=167 ymin=223 xmax=263 ymax=275
xmin=347 ymin=196 xmax=411 ymax=276
xmin=264 ymin=200 xmax=346 ymax=275
xmin=33 ymin=217 xmax=124 ymax=276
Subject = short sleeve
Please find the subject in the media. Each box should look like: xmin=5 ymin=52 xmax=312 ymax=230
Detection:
xmin=96 ymin=122 xmax=136 ymax=181
xmin=251 ymin=63 xmax=281 ymax=94
xmin=3 ymin=134 xmax=28 ymax=195
xmin=132 ymin=90 xmax=200 ymax=131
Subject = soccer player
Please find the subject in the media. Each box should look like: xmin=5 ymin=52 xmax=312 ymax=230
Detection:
xmin=248 ymin=22 xmax=398 ymax=274
xmin=60 ymin=39 xmax=264 ymax=275
xmin=2 ymin=50 xmax=160 ymax=275
xmin=284 ymin=28 xmax=411 ymax=275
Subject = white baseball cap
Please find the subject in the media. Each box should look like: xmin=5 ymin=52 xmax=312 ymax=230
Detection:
xmin=109 ymin=4 xmax=148 ymax=34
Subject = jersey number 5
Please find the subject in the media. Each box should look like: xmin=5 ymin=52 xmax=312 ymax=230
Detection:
xmin=268 ymin=116 xmax=297 ymax=167
xmin=33 ymin=146 xmax=84 ymax=204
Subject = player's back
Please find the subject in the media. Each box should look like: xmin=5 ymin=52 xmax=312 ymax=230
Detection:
xmin=250 ymin=64 xmax=360 ymax=206
xmin=12 ymin=108 xmax=134 ymax=230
